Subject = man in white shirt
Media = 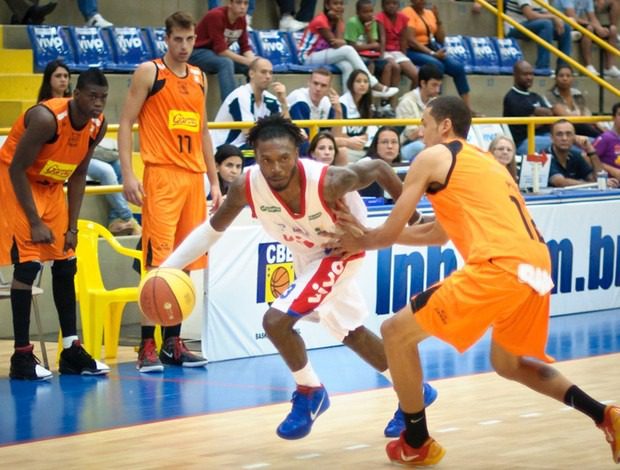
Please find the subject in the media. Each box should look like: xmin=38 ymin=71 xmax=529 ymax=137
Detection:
xmin=396 ymin=64 xmax=443 ymax=162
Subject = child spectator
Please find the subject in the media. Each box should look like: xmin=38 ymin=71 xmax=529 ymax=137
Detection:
xmin=297 ymin=0 xmax=399 ymax=98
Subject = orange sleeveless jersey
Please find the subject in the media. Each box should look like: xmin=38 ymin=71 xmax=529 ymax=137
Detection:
xmin=427 ymin=140 xmax=550 ymax=272
xmin=0 ymin=98 xmax=104 ymax=183
xmin=138 ymin=59 xmax=207 ymax=172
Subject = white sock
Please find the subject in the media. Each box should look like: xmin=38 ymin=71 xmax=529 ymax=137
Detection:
xmin=380 ymin=369 xmax=393 ymax=384
xmin=62 ymin=335 xmax=79 ymax=349
xmin=292 ymin=362 xmax=321 ymax=387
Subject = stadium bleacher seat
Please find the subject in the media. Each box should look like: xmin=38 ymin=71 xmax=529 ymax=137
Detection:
xmin=253 ymin=30 xmax=295 ymax=72
xmin=472 ymin=123 xmax=514 ymax=150
xmin=105 ymin=27 xmax=153 ymax=72
xmin=66 ymin=26 xmax=118 ymax=72
xmin=493 ymin=37 xmax=523 ymax=74
xmin=467 ymin=36 xmax=500 ymax=75
xmin=286 ymin=31 xmax=340 ymax=74
xmin=27 ymin=25 xmax=81 ymax=72
xmin=445 ymin=35 xmax=474 ymax=74
xmin=228 ymin=30 xmax=259 ymax=56
xmin=144 ymin=27 xmax=167 ymax=59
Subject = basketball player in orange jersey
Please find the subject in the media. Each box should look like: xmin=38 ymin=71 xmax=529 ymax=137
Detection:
xmin=0 ymin=68 xmax=111 ymax=380
xmin=327 ymin=95 xmax=620 ymax=466
xmin=160 ymin=114 xmax=438 ymax=441
xmin=118 ymin=11 xmax=221 ymax=373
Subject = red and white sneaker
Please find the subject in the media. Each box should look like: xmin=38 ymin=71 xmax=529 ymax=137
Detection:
xmin=386 ymin=432 xmax=446 ymax=466
xmin=598 ymin=405 xmax=620 ymax=463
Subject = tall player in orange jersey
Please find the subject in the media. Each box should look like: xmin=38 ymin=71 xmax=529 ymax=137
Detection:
xmin=329 ymin=96 xmax=620 ymax=466
xmin=118 ymin=11 xmax=222 ymax=373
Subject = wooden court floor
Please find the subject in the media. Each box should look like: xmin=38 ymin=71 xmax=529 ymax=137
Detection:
xmin=0 ymin=346 xmax=617 ymax=469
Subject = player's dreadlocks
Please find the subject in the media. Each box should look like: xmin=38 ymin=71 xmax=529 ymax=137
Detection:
xmin=248 ymin=114 xmax=305 ymax=149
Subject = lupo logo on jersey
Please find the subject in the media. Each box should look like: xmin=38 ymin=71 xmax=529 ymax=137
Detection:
xmin=256 ymin=242 xmax=295 ymax=304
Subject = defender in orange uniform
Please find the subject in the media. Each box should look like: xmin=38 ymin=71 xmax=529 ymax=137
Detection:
xmin=0 ymin=69 xmax=111 ymax=380
xmin=330 ymin=96 xmax=620 ymax=466
xmin=118 ymin=11 xmax=221 ymax=373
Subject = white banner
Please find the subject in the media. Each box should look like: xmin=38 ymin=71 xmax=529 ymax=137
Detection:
xmin=204 ymin=194 xmax=620 ymax=361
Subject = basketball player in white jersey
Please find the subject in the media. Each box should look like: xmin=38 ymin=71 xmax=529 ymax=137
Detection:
xmin=162 ymin=114 xmax=436 ymax=440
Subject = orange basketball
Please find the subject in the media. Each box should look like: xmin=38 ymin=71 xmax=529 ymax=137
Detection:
xmin=138 ymin=268 xmax=196 ymax=326
xmin=270 ymin=266 xmax=290 ymax=299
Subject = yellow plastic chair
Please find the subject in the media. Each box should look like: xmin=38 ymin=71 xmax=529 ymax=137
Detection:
xmin=74 ymin=219 xmax=143 ymax=361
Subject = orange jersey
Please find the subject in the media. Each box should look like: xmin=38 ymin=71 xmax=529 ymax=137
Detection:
xmin=0 ymin=98 xmax=104 ymax=184
xmin=138 ymin=59 xmax=207 ymax=173
xmin=427 ymin=140 xmax=550 ymax=272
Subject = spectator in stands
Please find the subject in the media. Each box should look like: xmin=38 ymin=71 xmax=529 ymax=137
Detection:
xmin=297 ymin=0 xmax=399 ymax=98
xmin=212 ymin=58 xmax=289 ymax=157
xmin=214 ymin=144 xmax=243 ymax=195
xmin=593 ymin=102 xmax=620 ymax=179
xmin=547 ymin=64 xmax=604 ymax=138
xmin=276 ymin=0 xmax=317 ymax=31
xmin=504 ymin=0 xmax=572 ymax=74
xmin=338 ymin=69 xmax=378 ymax=162
xmin=503 ymin=60 xmax=554 ymax=154
xmin=358 ymin=126 xmax=402 ymax=197
xmin=489 ymin=134 xmax=519 ymax=182
xmin=396 ymin=63 xmax=443 ymax=162
xmin=344 ymin=0 xmax=400 ymax=112
xmin=547 ymin=119 xmax=618 ymax=187
xmin=78 ymin=0 xmax=112 ymax=27
xmin=4 ymin=0 xmax=56 ymax=24
xmin=37 ymin=60 xmax=140 ymax=236
xmin=554 ymin=0 xmax=620 ymax=77
xmin=308 ymin=131 xmax=339 ymax=164
xmin=401 ymin=0 xmax=475 ymax=113
xmin=595 ymin=0 xmax=619 ymax=37
xmin=190 ymin=0 xmax=255 ymax=103
xmin=209 ymin=0 xmax=255 ymax=29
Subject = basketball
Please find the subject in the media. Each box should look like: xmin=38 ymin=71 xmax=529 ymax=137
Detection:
xmin=270 ymin=266 xmax=290 ymax=299
xmin=138 ymin=268 xmax=196 ymax=326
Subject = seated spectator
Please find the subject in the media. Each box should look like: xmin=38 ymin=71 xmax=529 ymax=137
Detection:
xmin=209 ymin=0 xmax=255 ymax=29
xmin=190 ymin=0 xmax=255 ymax=103
xmin=503 ymin=60 xmax=554 ymax=154
xmin=489 ymin=134 xmax=519 ymax=182
xmin=547 ymin=64 xmax=604 ymax=138
xmin=214 ymin=144 xmax=243 ymax=195
xmin=4 ymin=0 xmax=56 ymax=25
xmin=344 ymin=0 xmax=400 ymax=110
xmin=37 ymin=59 xmax=139 ymax=236
xmin=297 ymin=0 xmax=399 ymax=98
xmin=554 ymin=0 xmax=620 ymax=77
xmin=396 ymin=63 xmax=443 ymax=162
xmin=276 ymin=0 xmax=317 ymax=31
xmin=505 ymin=0 xmax=572 ymax=73
xmin=593 ymin=102 xmax=620 ymax=179
xmin=358 ymin=126 xmax=402 ymax=198
xmin=212 ymin=58 xmax=288 ymax=159
xmin=308 ymin=131 xmax=339 ymax=164
xmin=337 ymin=69 xmax=378 ymax=162
xmin=547 ymin=119 xmax=618 ymax=187
xmin=401 ymin=0 xmax=475 ymax=113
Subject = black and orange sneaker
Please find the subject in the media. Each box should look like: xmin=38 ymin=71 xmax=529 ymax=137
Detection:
xmin=386 ymin=432 xmax=446 ymax=466
xmin=137 ymin=338 xmax=164 ymax=373
xmin=598 ymin=405 xmax=620 ymax=464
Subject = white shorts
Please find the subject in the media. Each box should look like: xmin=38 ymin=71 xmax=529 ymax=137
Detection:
xmin=272 ymin=255 xmax=368 ymax=341
xmin=384 ymin=51 xmax=411 ymax=64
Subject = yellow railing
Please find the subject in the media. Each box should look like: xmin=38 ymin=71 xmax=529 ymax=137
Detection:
xmin=475 ymin=0 xmax=620 ymax=97
xmin=0 ymin=115 xmax=611 ymax=196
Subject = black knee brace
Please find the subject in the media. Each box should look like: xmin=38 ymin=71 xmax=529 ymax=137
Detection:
xmin=13 ymin=261 xmax=41 ymax=286
xmin=51 ymin=258 xmax=77 ymax=278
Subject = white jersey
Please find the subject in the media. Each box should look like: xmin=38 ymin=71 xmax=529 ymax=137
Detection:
xmin=246 ymin=158 xmax=367 ymax=269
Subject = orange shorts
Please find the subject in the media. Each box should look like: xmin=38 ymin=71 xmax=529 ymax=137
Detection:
xmin=413 ymin=260 xmax=553 ymax=363
xmin=0 ymin=163 xmax=73 ymax=265
xmin=142 ymin=164 xmax=207 ymax=270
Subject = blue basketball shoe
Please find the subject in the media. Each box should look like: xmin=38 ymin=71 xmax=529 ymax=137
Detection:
xmin=383 ymin=382 xmax=438 ymax=438
xmin=276 ymin=385 xmax=330 ymax=440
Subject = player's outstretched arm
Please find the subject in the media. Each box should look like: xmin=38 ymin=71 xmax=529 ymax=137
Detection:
xmin=161 ymin=173 xmax=248 ymax=269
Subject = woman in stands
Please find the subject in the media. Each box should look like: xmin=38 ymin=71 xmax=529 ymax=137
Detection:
xmin=337 ymin=69 xmax=378 ymax=162
xmin=308 ymin=131 xmax=338 ymax=165
xmin=214 ymin=144 xmax=243 ymax=196
xmin=401 ymin=0 xmax=476 ymax=114
xmin=489 ymin=134 xmax=519 ymax=183
xmin=297 ymin=0 xmax=399 ymax=98
xmin=358 ymin=126 xmax=404 ymax=198
xmin=37 ymin=60 xmax=71 ymax=102
xmin=547 ymin=64 xmax=605 ymax=139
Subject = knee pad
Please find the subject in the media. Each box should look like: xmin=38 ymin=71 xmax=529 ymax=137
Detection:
xmin=13 ymin=261 xmax=41 ymax=286
xmin=51 ymin=258 xmax=77 ymax=277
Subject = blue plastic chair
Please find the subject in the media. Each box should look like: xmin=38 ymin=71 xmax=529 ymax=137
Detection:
xmin=444 ymin=35 xmax=474 ymax=74
xmin=144 ymin=27 xmax=167 ymax=59
xmin=467 ymin=36 xmax=500 ymax=75
xmin=65 ymin=26 xmax=118 ymax=72
xmin=228 ymin=30 xmax=259 ymax=56
xmin=492 ymin=37 xmax=524 ymax=74
xmin=105 ymin=27 xmax=153 ymax=72
xmin=27 ymin=25 xmax=81 ymax=72
xmin=253 ymin=30 xmax=295 ymax=72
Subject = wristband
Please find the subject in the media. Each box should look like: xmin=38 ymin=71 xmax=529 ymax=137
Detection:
xmin=587 ymin=151 xmax=596 ymax=156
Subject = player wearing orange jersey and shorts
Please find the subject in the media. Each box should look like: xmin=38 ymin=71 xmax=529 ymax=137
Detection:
xmin=330 ymin=96 xmax=620 ymax=466
xmin=118 ymin=11 xmax=222 ymax=373
xmin=0 ymin=69 xmax=111 ymax=380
